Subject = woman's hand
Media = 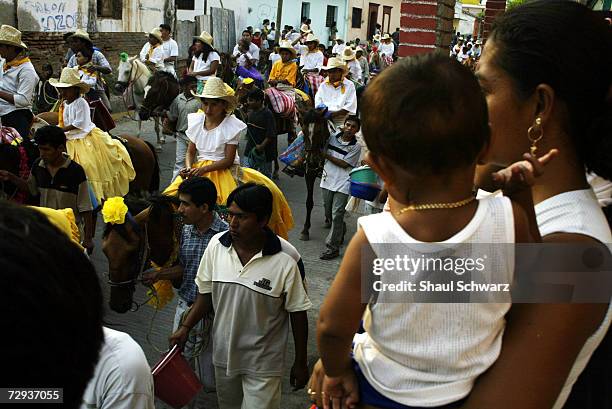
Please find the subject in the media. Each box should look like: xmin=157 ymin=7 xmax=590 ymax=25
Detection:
xmin=491 ymin=149 xmax=558 ymax=196
xmin=321 ymin=372 xmax=360 ymax=409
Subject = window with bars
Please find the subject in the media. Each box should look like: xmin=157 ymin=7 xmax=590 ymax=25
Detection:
xmin=97 ymin=0 xmax=122 ymax=19
xmin=326 ymin=5 xmax=338 ymax=27
xmin=352 ymin=7 xmax=362 ymax=28
xmin=177 ymin=0 xmax=195 ymax=10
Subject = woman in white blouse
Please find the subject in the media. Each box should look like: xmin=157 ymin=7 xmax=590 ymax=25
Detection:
xmin=163 ymin=78 xmax=293 ymax=239
xmin=188 ymin=31 xmax=220 ymax=84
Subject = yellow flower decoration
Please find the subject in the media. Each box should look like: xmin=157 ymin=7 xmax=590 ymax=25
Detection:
xmin=147 ymin=279 xmax=174 ymax=310
xmin=101 ymin=197 xmax=129 ymax=225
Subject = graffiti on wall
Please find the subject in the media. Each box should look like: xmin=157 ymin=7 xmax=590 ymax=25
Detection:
xmin=18 ymin=0 xmax=83 ymax=32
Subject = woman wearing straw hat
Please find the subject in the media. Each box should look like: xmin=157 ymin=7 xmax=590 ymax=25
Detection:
xmin=0 ymin=25 xmax=39 ymax=140
xmin=139 ymin=28 xmax=165 ymax=71
xmin=314 ymin=57 xmax=357 ymax=129
xmin=66 ymin=29 xmax=113 ymax=111
xmin=188 ymin=31 xmax=220 ymax=93
xmin=341 ymin=47 xmax=363 ymax=86
xmin=50 ymin=67 xmax=135 ymax=202
xmin=163 ymin=77 xmax=294 ymax=238
xmin=379 ymin=33 xmax=395 ymax=69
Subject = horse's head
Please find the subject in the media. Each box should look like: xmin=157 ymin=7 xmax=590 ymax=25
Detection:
xmin=114 ymin=55 xmax=137 ymax=94
xmin=300 ymin=108 xmax=331 ymax=169
xmin=139 ymin=71 xmax=179 ymax=121
xmin=102 ymin=194 xmax=179 ymax=313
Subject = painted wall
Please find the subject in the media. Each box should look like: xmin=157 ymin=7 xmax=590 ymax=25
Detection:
xmin=16 ymin=0 xmax=86 ymax=32
xmin=345 ymin=0 xmax=400 ymax=42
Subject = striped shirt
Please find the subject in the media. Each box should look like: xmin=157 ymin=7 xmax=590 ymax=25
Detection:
xmin=68 ymin=50 xmax=111 ymax=91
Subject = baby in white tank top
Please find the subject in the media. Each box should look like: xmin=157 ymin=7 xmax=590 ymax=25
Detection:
xmin=316 ymin=53 xmax=558 ymax=409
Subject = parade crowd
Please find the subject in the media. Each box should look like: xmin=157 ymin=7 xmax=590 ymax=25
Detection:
xmin=1 ymin=1 xmax=612 ymax=409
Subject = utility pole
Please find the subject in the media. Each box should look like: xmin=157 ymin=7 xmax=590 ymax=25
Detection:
xmin=275 ymin=0 xmax=283 ymax=44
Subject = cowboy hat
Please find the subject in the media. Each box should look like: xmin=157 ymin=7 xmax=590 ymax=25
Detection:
xmin=277 ymin=40 xmax=297 ymax=58
xmin=304 ymin=33 xmax=319 ymax=44
xmin=300 ymin=24 xmax=311 ymax=33
xmin=475 ymin=39 xmax=482 ymax=45
xmin=0 ymin=25 xmax=28 ymax=49
xmin=381 ymin=33 xmax=391 ymax=40
xmin=321 ymin=57 xmax=348 ymax=74
xmin=373 ymin=34 xmax=381 ymax=42
xmin=49 ymin=67 xmax=91 ymax=93
xmin=193 ymin=31 xmax=214 ymax=46
xmin=341 ymin=47 xmax=356 ymax=61
xmin=69 ymin=29 xmax=93 ymax=44
xmin=191 ymin=77 xmax=237 ymax=114
xmin=147 ymin=27 xmax=162 ymax=43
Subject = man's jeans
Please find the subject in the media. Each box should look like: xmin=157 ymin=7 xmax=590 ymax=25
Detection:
xmin=322 ymin=188 xmax=349 ymax=252
xmin=172 ymin=132 xmax=190 ymax=182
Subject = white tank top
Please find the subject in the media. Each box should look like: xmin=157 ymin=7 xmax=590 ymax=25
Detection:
xmin=354 ymin=195 xmax=515 ymax=406
xmin=536 ymin=189 xmax=612 ymax=409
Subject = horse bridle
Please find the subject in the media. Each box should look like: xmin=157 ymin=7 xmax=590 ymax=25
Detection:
xmin=107 ymin=220 xmax=152 ymax=311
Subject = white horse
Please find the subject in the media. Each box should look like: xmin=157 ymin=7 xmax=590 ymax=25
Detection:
xmin=114 ymin=56 xmax=163 ymax=151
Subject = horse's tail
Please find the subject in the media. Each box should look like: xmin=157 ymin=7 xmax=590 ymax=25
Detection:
xmin=143 ymin=140 xmax=160 ymax=192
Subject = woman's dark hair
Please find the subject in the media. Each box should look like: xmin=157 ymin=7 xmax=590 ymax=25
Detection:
xmin=226 ymin=183 xmax=273 ymax=222
xmin=34 ymin=125 xmax=66 ymax=148
xmin=0 ymin=201 xmax=103 ymax=409
xmin=192 ymin=39 xmax=215 ymax=61
xmin=178 ymin=176 xmax=218 ymax=210
xmin=361 ymin=52 xmax=489 ymax=175
xmin=490 ymin=0 xmax=612 ymax=179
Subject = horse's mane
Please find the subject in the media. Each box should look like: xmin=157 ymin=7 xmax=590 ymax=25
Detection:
xmin=302 ymin=108 xmax=327 ymax=125
xmin=129 ymin=58 xmax=151 ymax=76
xmin=147 ymin=70 xmax=178 ymax=86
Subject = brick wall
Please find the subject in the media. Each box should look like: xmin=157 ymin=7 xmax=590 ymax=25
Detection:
xmin=22 ymin=32 xmax=147 ymax=77
xmin=483 ymin=0 xmax=506 ymax=40
xmin=398 ymin=0 xmax=456 ymax=58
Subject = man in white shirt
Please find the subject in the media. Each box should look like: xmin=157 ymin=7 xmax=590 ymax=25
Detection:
xmin=379 ymin=34 xmax=395 ymax=62
xmin=341 ymin=47 xmax=362 ymax=85
xmin=232 ymin=30 xmax=260 ymax=66
xmin=0 ymin=25 xmax=39 ymax=139
xmin=331 ymin=38 xmax=346 ymax=56
xmin=267 ymin=22 xmax=277 ymax=48
xmin=80 ymin=327 xmax=155 ymax=409
xmin=314 ymin=57 xmax=357 ymax=129
xmin=297 ymin=33 xmax=324 ymax=73
xmin=139 ymin=27 xmax=165 ymax=71
xmin=160 ymin=23 xmax=179 ymax=77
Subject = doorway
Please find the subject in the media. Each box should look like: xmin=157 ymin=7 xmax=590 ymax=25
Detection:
xmin=367 ymin=3 xmax=379 ymax=40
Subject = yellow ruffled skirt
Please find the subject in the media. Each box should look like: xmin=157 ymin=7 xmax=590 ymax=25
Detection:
xmin=67 ymin=128 xmax=136 ymax=202
xmin=164 ymin=160 xmax=294 ymax=239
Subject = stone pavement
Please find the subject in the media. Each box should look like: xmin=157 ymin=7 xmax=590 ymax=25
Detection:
xmin=89 ymin=116 xmax=363 ymax=409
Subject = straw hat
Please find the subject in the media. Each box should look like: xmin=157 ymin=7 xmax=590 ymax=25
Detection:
xmin=381 ymin=33 xmax=390 ymax=40
xmin=148 ymin=27 xmax=162 ymax=43
xmin=0 ymin=25 xmax=27 ymax=49
xmin=321 ymin=57 xmax=348 ymax=74
xmin=49 ymin=67 xmax=91 ymax=93
xmin=277 ymin=40 xmax=297 ymax=58
xmin=341 ymin=47 xmax=356 ymax=62
xmin=373 ymin=34 xmax=381 ymax=42
xmin=193 ymin=31 xmax=214 ymax=46
xmin=69 ymin=29 xmax=93 ymax=44
xmin=300 ymin=24 xmax=311 ymax=33
xmin=304 ymin=33 xmax=319 ymax=45
xmin=191 ymin=77 xmax=237 ymax=114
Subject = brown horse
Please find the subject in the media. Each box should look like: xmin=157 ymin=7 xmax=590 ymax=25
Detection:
xmin=137 ymin=71 xmax=180 ymax=122
xmin=102 ymin=194 xmax=181 ymax=313
xmin=298 ymin=107 xmax=331 ymax=241
xmin=32 ymin=113 xmax=160 ymax=206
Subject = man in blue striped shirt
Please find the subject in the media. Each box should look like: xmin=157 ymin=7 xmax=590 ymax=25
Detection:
xmin=144 ymin=177 xmax=227 ymax=398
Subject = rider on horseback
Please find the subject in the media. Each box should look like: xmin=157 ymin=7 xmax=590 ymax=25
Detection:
xmin=314 ymin=57 xmax=358 ymax=130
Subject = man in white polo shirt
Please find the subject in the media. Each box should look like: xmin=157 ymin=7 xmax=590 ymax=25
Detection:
xmin=170 ymin=183 xmax=311 ymax=409
xmin=160 ymin=23 xmax=179 ymax=77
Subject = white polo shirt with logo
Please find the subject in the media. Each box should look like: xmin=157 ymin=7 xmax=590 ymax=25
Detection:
xmin=195 ymin=228 xmax=312 ymax=377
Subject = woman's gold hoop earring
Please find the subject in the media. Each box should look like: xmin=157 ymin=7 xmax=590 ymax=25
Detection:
xmin=527 ymin=117 xmax=543 ymax=156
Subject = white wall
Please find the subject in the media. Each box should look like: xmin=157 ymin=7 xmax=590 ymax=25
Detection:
xmin=177 ymin=0 xmax=247 ymax=40
xmin=16 ymin=0 xmax=87 ymax=31
xmin=243 ymin=0 xmax=348 ymax=46
xmin=345 ymin=0 xmax=400 ymax=43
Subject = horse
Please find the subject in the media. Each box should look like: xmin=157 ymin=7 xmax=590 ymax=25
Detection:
xmin=114 ymin=56 xmax=165 ymax=151
xmin=138 ymin=71 xmax=180 ymax=122
xmin=102 ymin=194 xmax=181 ymax=313
xmin=30 ymin=115 xmax=160 ymax=210
xmin=297 ymin=107 xmax=331 ymax=241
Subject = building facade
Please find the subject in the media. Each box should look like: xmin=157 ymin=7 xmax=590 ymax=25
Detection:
xmin=345 ymin=0 xmax=401 ymax=43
